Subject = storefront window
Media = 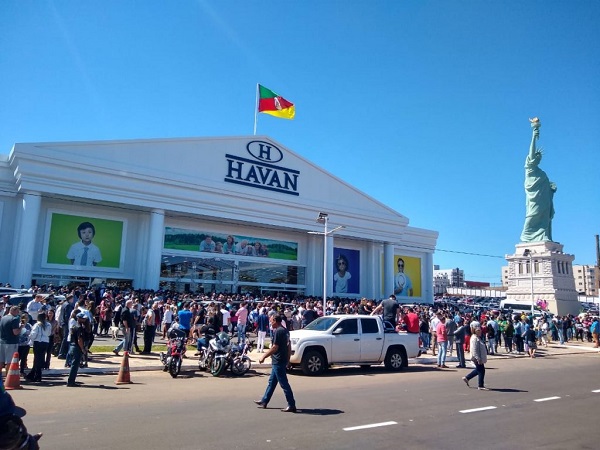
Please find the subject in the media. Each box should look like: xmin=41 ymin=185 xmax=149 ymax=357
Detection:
xmin=238 ymin=261 xmax=304 ymax=285
xmin=159 ymin=254 xmax=305 ymax=294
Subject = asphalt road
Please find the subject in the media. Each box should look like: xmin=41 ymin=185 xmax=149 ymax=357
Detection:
xmin=10 ymin=352 xmax=600 ymax=450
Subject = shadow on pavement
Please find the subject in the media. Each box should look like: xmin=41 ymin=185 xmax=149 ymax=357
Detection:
xmin=293 ymin=408 xmax=344 ymax=416
xmin=484 ymin=388 xmax=528 ymax=393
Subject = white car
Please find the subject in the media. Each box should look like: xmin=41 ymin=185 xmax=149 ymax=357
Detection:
xmin=289 ymin=314 xmax=420 ymax=376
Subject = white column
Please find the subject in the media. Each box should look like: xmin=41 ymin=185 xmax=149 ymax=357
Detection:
xmin=365 ymin=241 xmax=379 ymax=299
xmin=145 ymin=209 xmax=165 ymax=290
xmin=383 ymin=243 xmax=395 ymax=297
xmin=422 ymin=252 xmax=434 ymax=304
xmin=11 ymin=192 xmax=42 ymax=288
xmin=305 ymin=234 xmax=320 ymax=296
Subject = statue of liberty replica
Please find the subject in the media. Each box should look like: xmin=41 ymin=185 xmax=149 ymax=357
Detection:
xmin=505 ymin=117 xmax=578 ymax=316
xmin=520 ymin=118 xmax=557 ymax=242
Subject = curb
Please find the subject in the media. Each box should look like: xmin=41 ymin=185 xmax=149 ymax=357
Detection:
xmin=38 ymin=344 xmax=598 ymax=376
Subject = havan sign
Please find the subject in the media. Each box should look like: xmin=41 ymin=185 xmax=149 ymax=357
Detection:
xmin=224 ymin=140 xmax=300 ymax=196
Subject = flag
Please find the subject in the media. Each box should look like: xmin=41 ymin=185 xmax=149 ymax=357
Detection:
xmin=258 ymin=85 xmax=295 ymax=120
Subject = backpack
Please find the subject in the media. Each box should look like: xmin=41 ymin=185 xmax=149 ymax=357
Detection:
xmin=487 ymin=326 xmax=495 ymax=338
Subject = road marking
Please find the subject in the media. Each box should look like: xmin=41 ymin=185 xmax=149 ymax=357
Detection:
xmin=534 ymin=396 xmax=561 ymax=402
xmin=592 ymin=390 xmax=600 ymax=393
xmin=343 ymin=421 xmax=397 ymax=431
xmin=459 ymin=406 xmax=496 ymax=414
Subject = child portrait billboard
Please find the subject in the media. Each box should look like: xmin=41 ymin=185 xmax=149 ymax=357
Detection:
xmin=43 ymin=211 xmax=125 ymax=270
xmin=332 ymin=247 xmax=360 ymax=295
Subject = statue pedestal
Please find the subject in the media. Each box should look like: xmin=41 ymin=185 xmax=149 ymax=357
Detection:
xmin=505 ymin=241 xmax=579 ymax=316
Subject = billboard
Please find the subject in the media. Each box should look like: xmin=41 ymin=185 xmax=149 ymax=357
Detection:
xmin=332 ymin=247 xmax=360 ymax=295
xmin=394 ymin=255 xmax=421 ymax=297
xmin=164 ymin=227 xmax=298 ymax=261
xmin=43 ymin=211 xmax=126 ymax=270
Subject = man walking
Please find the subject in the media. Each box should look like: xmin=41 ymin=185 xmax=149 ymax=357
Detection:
xmin=141 ymin=303 xmax=158 ymax=354
xmin=254 ymin=315 xmax=297 ymax=413
xmin=113 ymin=299 xmax=134 ymax=356
xmin=66 ymin=312 xmax=87 ymax=387
xmin=0 ymin=306 xmax=21 ymax=376
xmin=57 ymin=294 xmax=75 ymax=360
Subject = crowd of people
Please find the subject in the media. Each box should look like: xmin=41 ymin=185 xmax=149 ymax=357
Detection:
xmin=2 ymin=284 xmax=599 ymax=389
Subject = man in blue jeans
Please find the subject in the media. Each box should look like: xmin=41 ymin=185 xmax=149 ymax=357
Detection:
xmin=254 ymin=315 xmax=296 ymax=413
xmin=67 ymin=313 xmax=87 ymax=387
xmin=57 ymin=295 xmax=74 ymax=359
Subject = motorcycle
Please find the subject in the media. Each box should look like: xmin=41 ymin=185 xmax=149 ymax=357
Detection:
xmin=198 ymin=332 xmax=253 ymax=377
xmin=160 ymin=328 xmax=187 ymax=378
xmin=198 ymin=331 xmax=231 ymax=377
xmin=228 ymin=338 xmax=253 ymax=376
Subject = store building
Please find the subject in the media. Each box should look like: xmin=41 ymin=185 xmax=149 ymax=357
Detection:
xmin=0 ymin=136 xmax=438 ymax=300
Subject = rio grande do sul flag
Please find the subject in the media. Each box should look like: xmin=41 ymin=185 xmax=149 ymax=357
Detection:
xmin=258 ymin=84 xmax=295 ymax=119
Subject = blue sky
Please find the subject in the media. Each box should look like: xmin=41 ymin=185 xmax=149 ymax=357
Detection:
xmin=1 ymin=1 xmax=599 ymax=285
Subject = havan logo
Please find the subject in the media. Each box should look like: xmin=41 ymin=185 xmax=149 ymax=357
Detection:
xmin=224 ymin=141 xmax=300 ymax=196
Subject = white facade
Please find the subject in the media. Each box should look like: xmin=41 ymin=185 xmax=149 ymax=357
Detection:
xmin=0 ymin=136 xmax=438 ymax=301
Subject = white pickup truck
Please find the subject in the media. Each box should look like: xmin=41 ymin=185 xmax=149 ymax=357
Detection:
xmin=288 ymin=314 xmax=420 ymax=375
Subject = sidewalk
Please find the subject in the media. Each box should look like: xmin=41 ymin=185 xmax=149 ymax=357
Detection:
xmin=26 ymin=337 xmax=599 ymax=377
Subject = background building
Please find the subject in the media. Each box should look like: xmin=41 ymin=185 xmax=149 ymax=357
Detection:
xmin=433 ymin=267 xmax=464 ymax=293
xmin=573 ymin=264 xmax=599 ymax=296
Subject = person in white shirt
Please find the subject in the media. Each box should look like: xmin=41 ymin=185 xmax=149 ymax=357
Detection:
xmin=26 ymin=295 xmax=44 ymax=325
xmin=220 ymin=306 xmax=231 ymax=334
xmin=26 ymin=312 xmax=52 ymax=382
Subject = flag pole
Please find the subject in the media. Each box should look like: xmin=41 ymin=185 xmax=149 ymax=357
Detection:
xmin=253 ymin=83 xmax=259 ymax=135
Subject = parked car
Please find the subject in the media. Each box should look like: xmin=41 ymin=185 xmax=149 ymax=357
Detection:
xmin=289 ymin=314 xmax=420 ymax=376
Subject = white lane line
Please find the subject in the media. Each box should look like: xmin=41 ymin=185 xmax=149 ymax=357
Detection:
xmin=459 ymin=406 xmax=497 ymax=414
xmin=343 ymin=421 xmax=397 ymax=431
xmin=592 ymin=390 xmax=600 ymax=393
xmin=534 ymin=396 xmax=561 ymax=402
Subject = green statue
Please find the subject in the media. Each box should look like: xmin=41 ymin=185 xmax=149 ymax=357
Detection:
xmin=520 ymin=118 xmax=557 ymax=242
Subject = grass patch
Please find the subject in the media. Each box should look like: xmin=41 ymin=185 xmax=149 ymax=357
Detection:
xmin=91 ymin=344 xmax=167 ymax=353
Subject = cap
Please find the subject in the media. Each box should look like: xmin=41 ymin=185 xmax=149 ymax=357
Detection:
xmin=76 ymin=312 xmax=87 ymax=319
xmin=0 ymin=391 xmax=26 ymax=418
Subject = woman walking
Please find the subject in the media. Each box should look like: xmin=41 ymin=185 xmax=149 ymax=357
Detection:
xmin=26 ymin=312 xmax=52 ymax=382
xmin=17 ymin=313 xmax=32 ymax=377
xmin=462 ymin=325 xmax=488 ymax=390
xmin=45 ymin=308 xmax=59 ymax=369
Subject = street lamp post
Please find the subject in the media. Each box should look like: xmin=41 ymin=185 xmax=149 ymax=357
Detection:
xmin=523 ymin=249 xmax=535 ymax=314
xmin=311 ymin=212 xmax=344 ymax=314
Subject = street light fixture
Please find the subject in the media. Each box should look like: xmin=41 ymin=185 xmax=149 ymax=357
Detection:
xmin=310 ymin=212 xmax=345 ymax=314
xmin=523 ymin=249 xmax=535 ymax=314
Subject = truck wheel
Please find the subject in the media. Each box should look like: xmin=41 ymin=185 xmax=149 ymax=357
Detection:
xmin=301 ymin=350 xmax=325 ymax=376
xmin=384 ymin=347 xmax=406 ymax=371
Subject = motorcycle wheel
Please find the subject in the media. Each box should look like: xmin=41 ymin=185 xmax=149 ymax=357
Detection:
xmin=198 ymin=356 xmax=208 ymax=371
xmin=210 ymin=357 xmax=225 ymax=377
xmin=169 ymin=356 xmax=181 ymax=378
xmin=231 ymin=357 xmax=251 ymax=376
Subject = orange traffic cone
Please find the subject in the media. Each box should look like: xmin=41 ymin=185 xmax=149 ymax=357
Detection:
xmin=115 ymin=351 xmax=132 ymax=385
xmin=5 ymin=352 xmax=22 ymax=390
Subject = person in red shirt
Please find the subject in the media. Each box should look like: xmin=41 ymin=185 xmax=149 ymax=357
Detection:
xmin=435 ymin=313 xmax=448 ymax=368
xmin=404 ymin=307 xmax=420 ymax=333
